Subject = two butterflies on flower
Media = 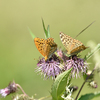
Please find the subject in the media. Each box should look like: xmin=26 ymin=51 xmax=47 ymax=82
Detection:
xmin=34 ymin=33 xmax=86 ymax=61
xmin=34 ymin=22 xmax=94 ymax=61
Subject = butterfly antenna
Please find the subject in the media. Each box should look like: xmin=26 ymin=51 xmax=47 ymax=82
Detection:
xmin=74 ymin=21 xmax=95 ymax=39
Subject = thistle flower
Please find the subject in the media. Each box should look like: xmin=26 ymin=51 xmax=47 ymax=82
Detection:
xmin=62 ymin=85 xmax=74 ymax=100
xmin=89 ymin=81 xmax=97 ymax=88
xmin=0 ymin=81 xmax=17 ymax=98
xmin=56 ymin=49 xmax=69 ymax=62
xmin=64 ymin=55 xmax=88 ymax=78
xmin=57 ymin=49 xmax=63 ymax=58
xmin=37 ymin=54 xmax=62 ymax=79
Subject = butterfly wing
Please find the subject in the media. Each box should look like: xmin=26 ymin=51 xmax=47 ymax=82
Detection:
xmin=45 ymin=38 xmax=57 ymax=60
xmin=34 ymin=38 xmax=46 ymax=57
xmin=34 ymin=37 xmax=57 ymax=61
xmin=70 ymin=39 xmax=87 ymax=55
xmin=59 ymin=32 xmax=87 ymax=55
xmin=59 ymin=32 xmax=73 ymax=53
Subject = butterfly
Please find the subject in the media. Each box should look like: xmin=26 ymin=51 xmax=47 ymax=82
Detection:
xmin=59 ymin=32 xmax=88 ymax=55
xmin=34 ymin=37 xmax=57 ymax=61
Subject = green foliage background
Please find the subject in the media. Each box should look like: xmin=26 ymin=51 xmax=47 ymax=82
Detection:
xmin=0 ymin=0 xmax=100 ymax=100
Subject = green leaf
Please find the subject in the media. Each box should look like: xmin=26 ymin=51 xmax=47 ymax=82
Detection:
xmin=42 ymin=18 xmax=50 ymax=39
xmin=78 ymin=91 xmax=100 ymax=100
xmin=51 ymin=68 xmax=72 ymax=100
xmin=84 ymin=43 xmax=100 ymax=60
xmin=42 ymin=18 xmax=48 ymax=39
xmin=28 ymin=27 xmax=36 ymax=39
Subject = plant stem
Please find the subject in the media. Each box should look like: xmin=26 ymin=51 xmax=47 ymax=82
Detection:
xmin=38 ymin=95 xmax=51 ymax=100
xmin=16 ymin=84 xmax=28 ymax=97
xmin=75 ymin=67 xmax=95 ymax=100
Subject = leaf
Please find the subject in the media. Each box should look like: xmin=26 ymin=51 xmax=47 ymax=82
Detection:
xmin=51 ymin=68 xmax=72 ymax=100
xmin=28 ymin=27 xmax=36 ymax=39
xmin=42 ymin=18 xmax=50 ymax=39
xmin=78 ymin=91 xmax=100 ymax=100
xmin=42 ymin=18 xmax=48 ymax=39
xmin=84 ymin=43 xmax=100 ymax=60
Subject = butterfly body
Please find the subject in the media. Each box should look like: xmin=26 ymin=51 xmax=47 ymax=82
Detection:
xmin=59 ymin=32 xmax=87 ymax=55
xmin=34 ymin=38 xmax=57 ymax=61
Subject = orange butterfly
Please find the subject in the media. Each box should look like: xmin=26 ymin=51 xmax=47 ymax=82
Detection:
xmin=59 ymin=32 xmax=88 ymax=55
xmin=34 ymin=38 xmax=57 ymax=61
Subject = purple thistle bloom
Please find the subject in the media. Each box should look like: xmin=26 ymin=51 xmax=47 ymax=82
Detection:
xmin=0 ymin=88 xmax=10 ymax=97
xmin=57 ymin=49 xmax=69 ymax=62
xmin=57 ymin=49 xmax=63 ymax=58
xmin=0 ymin=81 xmax=17 ymax=98
xmin=64 ymin=55 xmax=88 ymax=78
xmin=37 ymin=54 xmax=62 ymax=79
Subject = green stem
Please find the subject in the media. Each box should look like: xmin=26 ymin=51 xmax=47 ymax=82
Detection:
xmin=75 ymin=67 xmax=95 ymax=100
xmin=38 ymin=95 xmax=51 ymax=100
xmin=16 ymin=84 xmax=28 ymax=97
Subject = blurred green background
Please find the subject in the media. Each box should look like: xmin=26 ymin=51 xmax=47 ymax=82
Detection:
xmin=0 ymin=0 xmax=100 ymax=100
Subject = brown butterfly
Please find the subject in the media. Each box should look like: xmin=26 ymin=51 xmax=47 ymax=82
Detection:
xmin=59 ymin=32 xmax=88 ymax=55
xmin=34 ymin=38 xmax=57 ymax=61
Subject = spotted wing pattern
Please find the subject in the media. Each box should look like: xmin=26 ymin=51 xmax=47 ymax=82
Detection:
xmin=59 ymin=32 xmax=87 ymax=55
xmin=34 ymin=38 xmax=57 ymax=60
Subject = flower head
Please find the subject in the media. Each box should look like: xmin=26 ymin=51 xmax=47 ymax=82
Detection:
xmin=89 ymin=81 xmax=97 ymax=88
xmin=57 ymin=49 xmax=69 ymax=62
xmin=57 ymin=49 xmax=63 ymax=58
xmin=37 ymin=54 xmax=62 ymax=79
xmin=62 ymin=84 xmax=74 ymax=100
xmin=64 ymin=55 xmax=88 ymax=78
xmin=0 ymin=81 xmax=17 ymax=98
